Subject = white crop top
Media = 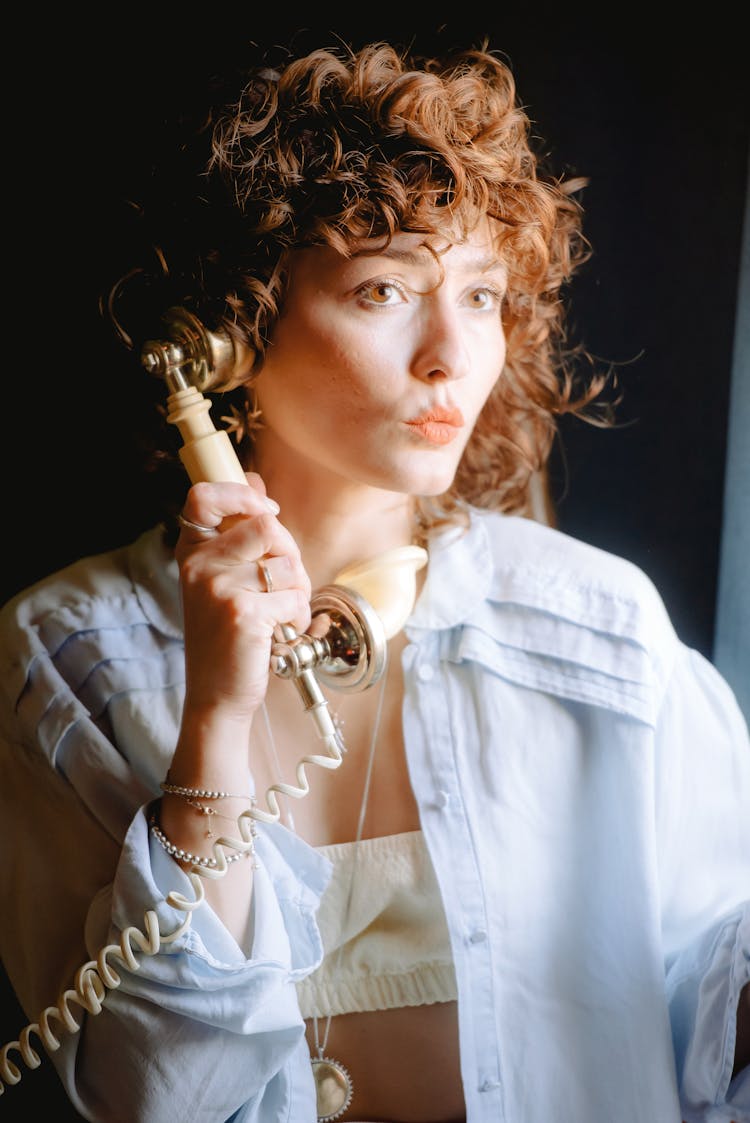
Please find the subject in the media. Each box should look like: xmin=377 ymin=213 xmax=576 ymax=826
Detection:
xmin=296 ymin=830 xmax=457 ymax=1019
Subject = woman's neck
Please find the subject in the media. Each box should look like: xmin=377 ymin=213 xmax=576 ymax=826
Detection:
xmin=280 ymin=492 xmax=418 ymax=591
xmin=253 ymin=450 xmax=418 ymax=590
xmin=253 ymin=428 xmax=422 ymax=588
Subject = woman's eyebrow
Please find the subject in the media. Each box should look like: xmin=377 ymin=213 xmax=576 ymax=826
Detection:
xmin=349 ymin=247 xmax=432 ymax=266
xmin=461 ymin=255 xmax=507 ymax=277
xmin=349 ymin=247 xmax=506 ymax=275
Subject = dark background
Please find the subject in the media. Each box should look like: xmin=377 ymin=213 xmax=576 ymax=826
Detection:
xmin=2 ymin=9 xmax=748 ymax=1118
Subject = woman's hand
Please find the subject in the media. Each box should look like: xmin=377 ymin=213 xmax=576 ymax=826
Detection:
xmin=175 ymin=473 xmax=312 ymax=728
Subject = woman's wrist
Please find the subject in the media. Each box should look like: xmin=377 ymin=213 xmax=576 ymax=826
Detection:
xmin=157 ymin=789 xmax=257 ymax=866
xmin=161 ymin=703 xmax=259 ymax=862
xmin=168 ymin=701 xmax=259 ymax=789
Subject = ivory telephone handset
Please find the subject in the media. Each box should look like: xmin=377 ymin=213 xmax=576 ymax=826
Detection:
xmin=0 ymin=308 xmax=427 ymax=1094
xmin=141 ymin=306 xmax=427 ymax=809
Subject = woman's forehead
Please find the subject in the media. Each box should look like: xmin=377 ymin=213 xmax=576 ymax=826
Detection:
xmin=290 ymin=219 xmax=505 ymax=278
xmin=286 ymin=231 xmax=507 ymax=294
xmin=350 ymin=217 xmax=502 ymax=259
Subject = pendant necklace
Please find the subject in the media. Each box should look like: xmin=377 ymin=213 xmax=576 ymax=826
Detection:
xmin=311 ymin=659 xmax=388 ymax=1121
xmin=263 ymin=659 xmax=389 ymax=1122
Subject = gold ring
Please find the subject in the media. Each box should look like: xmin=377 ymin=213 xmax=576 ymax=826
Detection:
xmin=257 ymin=560 xmax=274 ymax=594
xmin=178 ymin=513 xmax=218 ymax=536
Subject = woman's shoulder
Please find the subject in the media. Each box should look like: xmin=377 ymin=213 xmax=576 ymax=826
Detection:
xmin=0 ymin=525 xmax=180 ymax=685
xmin=2 ymin=543 xmax=134 ymax=627
xmin=1 ymin=525 xmax=176 ymax=632
xmin=426 ymin=508 xmax=674 ymax=636
xmin=480 ymin=510 xmax=671 ymax=623
xmin=0 ymin=527 xmax=182 ymax=780
xmin=415 ymin=509 xmax=682 ymax=722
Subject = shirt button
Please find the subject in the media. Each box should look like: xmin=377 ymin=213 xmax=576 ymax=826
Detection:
xmin=417 ymin=664 xmax=434 ymax=682
xmin=436 ymin=790 xmax=450 ymax=809
xmin=469 ymin=928 xmax=488 ymax=944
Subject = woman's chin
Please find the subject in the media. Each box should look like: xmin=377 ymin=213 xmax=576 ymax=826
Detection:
xmin=373 ymin=476 xmax=456 ymax=501
xmin=383 ymin=455 xmax=461 ymax=496
xmin=345 ymin=455 xmax=459 ymax=500
xmin=407 ymin=467 xmax=460 ymax=497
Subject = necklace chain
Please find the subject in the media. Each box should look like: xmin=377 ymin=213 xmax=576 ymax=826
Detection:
xmin=313 ymin=659 xmax=388 ymax=1058
xmin=261 ymin=654 xmax=390 ymax=1118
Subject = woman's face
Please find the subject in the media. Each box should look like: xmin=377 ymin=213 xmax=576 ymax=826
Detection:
xmin=253 ymin=220 xmax=507 ymax=498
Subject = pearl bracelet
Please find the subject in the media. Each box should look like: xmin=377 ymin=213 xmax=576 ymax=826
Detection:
xmin=148 ymin=812 xmax=254 ymax=870
xmin=160 ymin=781 xmax=254 ymax=801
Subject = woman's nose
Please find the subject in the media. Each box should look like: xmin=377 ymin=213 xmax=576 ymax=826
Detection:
xmin=410 ymin=300 xmax=470 ymax=383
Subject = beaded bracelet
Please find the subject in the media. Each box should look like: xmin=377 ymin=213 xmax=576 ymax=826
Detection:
xmin=148 ymin=812 xmax=255 ymax=870
xmin=160 ymin=782 xmax=253 ymax=800
xmin=160 ymin=784 xmax=258 ymax=839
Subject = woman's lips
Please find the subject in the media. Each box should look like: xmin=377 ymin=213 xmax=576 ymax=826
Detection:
xmin=404 ymin=407 xmax=465 ymax=446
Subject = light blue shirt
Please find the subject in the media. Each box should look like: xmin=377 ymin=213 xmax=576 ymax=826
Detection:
xmin=0 ymin=510 xmax=748 ymax=1122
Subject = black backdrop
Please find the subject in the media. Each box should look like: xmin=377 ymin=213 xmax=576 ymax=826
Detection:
xmin=1 ymin=9 xmax=748 ymax=1118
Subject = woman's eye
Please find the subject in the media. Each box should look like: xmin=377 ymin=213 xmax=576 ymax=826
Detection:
xmin=357 ymin=280 xmax=406 ymax=306
xmin=468 ymin=286 xmax=503 ymax=310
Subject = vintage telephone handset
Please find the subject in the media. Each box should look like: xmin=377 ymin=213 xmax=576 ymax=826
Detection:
xmin=141 ymin=306 xmax=427 ymax=803
xmin=0 ymin=307 xmax=427 ymax=1094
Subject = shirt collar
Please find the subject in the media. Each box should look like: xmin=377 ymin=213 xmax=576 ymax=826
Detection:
xmin=408 ymin=511 xmax=493 ymax=632
xmin=127 ymin=525 xmax=183 ymax=638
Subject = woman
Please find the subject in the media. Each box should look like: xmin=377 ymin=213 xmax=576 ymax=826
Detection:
xmin=0 ymin=38 xmax=747 ymax=1123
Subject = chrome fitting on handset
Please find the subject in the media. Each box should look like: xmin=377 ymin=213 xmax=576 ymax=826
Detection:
xmin=141 ymin=306 xmax=255 ymax=393
xmin=271 ymin=585 xmax=387 ymax=694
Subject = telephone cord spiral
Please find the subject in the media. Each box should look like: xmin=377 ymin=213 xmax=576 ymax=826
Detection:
xmin=0 ymin=719 xmax=346 ymax=1093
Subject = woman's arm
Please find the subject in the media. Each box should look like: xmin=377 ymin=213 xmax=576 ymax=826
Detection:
xmin=159 ymin=474 xmax=311 ymax=943
xmin=655 ymin=645 xmax=750 ymax=1118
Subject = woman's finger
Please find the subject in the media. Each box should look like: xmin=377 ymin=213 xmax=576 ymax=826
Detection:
xmin=179 ymin=479 xmax=280 ymax=538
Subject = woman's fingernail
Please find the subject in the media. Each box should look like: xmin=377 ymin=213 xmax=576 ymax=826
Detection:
xmin=264 ymin=497 xmax=281 ymax=514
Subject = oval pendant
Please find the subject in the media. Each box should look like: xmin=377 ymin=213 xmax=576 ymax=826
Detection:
xmin=311 ymin=1056 xmax=353 ymax=1122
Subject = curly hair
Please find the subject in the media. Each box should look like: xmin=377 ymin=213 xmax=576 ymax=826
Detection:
xmin=117 ymin=40 xmax=612 ymax=538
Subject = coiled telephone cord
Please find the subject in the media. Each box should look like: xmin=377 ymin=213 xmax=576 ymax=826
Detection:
xmin=0 ymin=721 xmax=345 ymax=1094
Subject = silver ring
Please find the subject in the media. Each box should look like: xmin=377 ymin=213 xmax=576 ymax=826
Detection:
xmin=257 ymin=560 xmax=274 ymax=594
xmin=178 ymin=513 xmax=218 ymax=536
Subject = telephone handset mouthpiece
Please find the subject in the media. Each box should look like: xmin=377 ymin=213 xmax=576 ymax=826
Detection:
xmin=275 ymin=542 xmax=428 ymax=693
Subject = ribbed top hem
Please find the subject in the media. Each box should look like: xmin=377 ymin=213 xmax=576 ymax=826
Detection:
xmin=296 ymin=830 xmax=457 ymax=1018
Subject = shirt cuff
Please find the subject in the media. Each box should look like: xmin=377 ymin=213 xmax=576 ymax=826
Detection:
xmin=666 ymin=900 xmax=750 ymax=1119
